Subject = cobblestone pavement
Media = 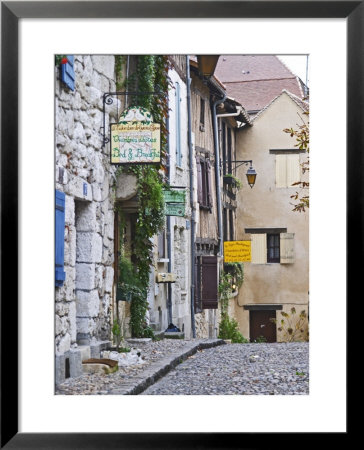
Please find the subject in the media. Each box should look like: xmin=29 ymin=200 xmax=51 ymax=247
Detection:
xmin=55 ymin=339 xmax=218 ymax=395
xmin=142 ymin=342 xmax=309 ymax=395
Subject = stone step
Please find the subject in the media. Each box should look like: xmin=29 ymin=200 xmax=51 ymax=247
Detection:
xmin=153 ymin=331 xmax=165 ymax=340
xmin=164 ymin=331 xmax=185 ymax=340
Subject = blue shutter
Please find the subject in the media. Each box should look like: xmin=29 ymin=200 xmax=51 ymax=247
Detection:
xmin=55 ymin=190 xmax=66 ymax=286
xmin=61 ymin=55 xmax=75 ymax=91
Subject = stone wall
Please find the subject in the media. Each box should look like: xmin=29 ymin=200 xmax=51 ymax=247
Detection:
xmin=55 ymin=55 xmax=118 ymax=355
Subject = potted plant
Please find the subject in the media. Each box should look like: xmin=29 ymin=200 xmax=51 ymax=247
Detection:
xmin=223 ymin=174 xmax=242 ymax=190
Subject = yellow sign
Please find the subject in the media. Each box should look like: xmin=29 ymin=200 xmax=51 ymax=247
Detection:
xmin=224 ymin=240 xmax=251 ymax=262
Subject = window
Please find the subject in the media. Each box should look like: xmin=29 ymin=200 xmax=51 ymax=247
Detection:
xmin=275 ymin=154 xmax=300 ymax=188
xmin=194 ymin=255 xmax=218 ymax=311
xmin=199 ymin=97 xmax=205 ymax=131
xmin=227 ymin=128 xmax=232 ymax=174
xmin=267 ymin=233 xmax=280 ymax=263
xmin=250 ymin=232 xmax=295 ymax=264
xmin=196 ymin=155 xmax=212 ymax=210
xmin=175 ymin=82 xmax=182 ymax=166
xmin=229 ymin=209 xmax=234 ymax=241
xmin=222 ymin=123 xmax=226 ymax=175
xmin=157 ymin=229 xmax=166 ymax=259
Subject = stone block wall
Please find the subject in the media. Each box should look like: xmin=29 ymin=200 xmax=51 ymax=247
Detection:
xmin=55 ymin=55 xmax=118 ymax=356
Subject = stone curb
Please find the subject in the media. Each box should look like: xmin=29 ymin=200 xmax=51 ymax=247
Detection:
xmin=108 ymin=339 xmax=226 ymax=395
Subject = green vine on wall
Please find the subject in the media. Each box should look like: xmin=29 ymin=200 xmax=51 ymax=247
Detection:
xmin=114 ymin=55 xmax=172 ymax=337
xmin=218 ymin=263 xmax=247 ymax=343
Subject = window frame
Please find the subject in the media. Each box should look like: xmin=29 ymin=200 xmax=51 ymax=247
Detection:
xmin=197 ymin=154 xmax=212 ymax=211
xmin=267 ymin=233 xmax=280 ymax=263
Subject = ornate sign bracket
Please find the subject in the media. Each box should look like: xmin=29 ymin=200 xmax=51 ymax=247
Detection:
xmin=101 ymin=91 xmax=164 ymax=149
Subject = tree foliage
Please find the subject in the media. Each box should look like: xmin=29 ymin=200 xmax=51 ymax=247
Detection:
xmin=283 ymin=109 xmax=309 ymax=212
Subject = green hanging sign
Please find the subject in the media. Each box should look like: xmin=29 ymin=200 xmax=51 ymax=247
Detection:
xmin=163 ymin=189 xmax=186 ymax=204
xmin=165 ymin=203 xmax=185 ymax=217
xmin=163 ymin=188 xmax=186 ymax=217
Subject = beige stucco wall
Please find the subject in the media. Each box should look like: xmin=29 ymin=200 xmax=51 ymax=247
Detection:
xmin=233 ymin=93 xmax=309 ymax=341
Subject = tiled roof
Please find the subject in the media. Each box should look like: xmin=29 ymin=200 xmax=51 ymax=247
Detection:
xmin=222 ymin=78 xmax=304 ymax=112
xmin=252 ymin=90 xmax=309 ymax=122
xmin=215 ymin=55 xmax=296 ymax=83
xmin=214 ymin=55 xmax=306 ymax=113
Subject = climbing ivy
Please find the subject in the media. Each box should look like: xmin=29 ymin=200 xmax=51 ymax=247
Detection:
xmin=114 ymin=55 xmax=172 ymax=337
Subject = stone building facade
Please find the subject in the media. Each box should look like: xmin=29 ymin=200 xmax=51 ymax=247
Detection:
xmin=55 ymin=55 xmax=119 ymax=383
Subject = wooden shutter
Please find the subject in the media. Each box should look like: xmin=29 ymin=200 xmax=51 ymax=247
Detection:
xmin=275 ymin=154 xmax=287 ymax=188
xmin=61 ymin=55 xmax=75 ymax=91
xmin=55 ymin=190 xmax=66 ymax=286
xmin=251 ymin=234 xmax=267 ymax=264
xmin=201 ymin=256 xmax=218 ymax=309
xmin=280 ymin=233 xmax=295 ymax=263
xmin=206 ymin=159 xmax=213 ymax=210
xmin=276 ymin=154 xmax=300 ymax=187
xmin=286 ymin=154 xmax=300 ymax=187
xmin=194 ymin=256 xmax=201 ymax=312
xmin=196 ymin=156 xmax=203 ymax=204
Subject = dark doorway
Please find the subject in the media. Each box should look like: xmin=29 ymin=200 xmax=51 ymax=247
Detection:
xmin=249 ymin=310 xmax=276 ymax=342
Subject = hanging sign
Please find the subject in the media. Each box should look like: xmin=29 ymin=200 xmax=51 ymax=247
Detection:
xmin=165 ymin=203 xmax=185 ymax=217
xmin=163 ymin=189 xmax=186 ymax=204
xmin=224 ymin=240 xmax=251 ymax=262
xmin=163 ymin=188 xmax=186 ymax=217
xmin=110 ymin=106 xmax=161 ymax=164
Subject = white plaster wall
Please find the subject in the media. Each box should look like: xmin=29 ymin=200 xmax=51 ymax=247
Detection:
xmin=234 ymin=93 xmax=309 ymax=340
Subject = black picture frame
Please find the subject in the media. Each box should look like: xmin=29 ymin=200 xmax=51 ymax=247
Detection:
xmin=1 ymin=1 xmax=357 ymax=448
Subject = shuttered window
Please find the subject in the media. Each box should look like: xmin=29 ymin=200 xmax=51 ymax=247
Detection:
xmin=201 ymin=256 xmax=218 ymax=309
xmin=280 ymin=233 xmax=295 ymax=263
xmin=196 ymin=155 xmax=213 ymax=210
xmin=61 ymin=55 xmax=75 ymax=91
xmin=275 ymin=154 xmax=300 ymax=188
xmin=251 ymin=232 xmax=295 ymax=264
xmin=267 ymin=233 xmax=280 ymax=263
xmin=194 ymin=256 xmax=218 ymax=310
xmin=55 ymin=190 xmax=66 ymax=286
xmin=251 ymin=234 xmax=267 ymax=264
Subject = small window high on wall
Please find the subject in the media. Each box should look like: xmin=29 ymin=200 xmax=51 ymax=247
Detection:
xmin=274 ymin=153 xmax=301 ymax=188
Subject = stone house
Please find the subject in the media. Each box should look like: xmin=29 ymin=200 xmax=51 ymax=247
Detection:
xmin=55 ymin=55 xmax=118 ymax=384
xmin=215 ymin=55 xmax=309 ymax=342
xmin=55 ymin=54 xmax=213 ymax=383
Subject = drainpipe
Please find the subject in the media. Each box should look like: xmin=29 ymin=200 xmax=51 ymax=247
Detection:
xmin=212 ymin=91 xmax=227 ymax=257
xmin=166 ymin=99 xmax=173 ymax=325
xmin=186 ymin=55 xmax=196 ymax=338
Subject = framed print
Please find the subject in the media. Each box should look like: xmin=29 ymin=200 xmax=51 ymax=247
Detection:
xmin=1 ymin=1 xmax=358 ymax=448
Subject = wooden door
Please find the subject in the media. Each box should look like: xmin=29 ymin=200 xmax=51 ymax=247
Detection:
xmin=249 ymin=310 xmax=276 ymax=343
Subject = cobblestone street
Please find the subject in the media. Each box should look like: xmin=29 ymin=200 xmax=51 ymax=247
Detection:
xmin=56 ymin=340 xmax=308 ymax=395
xmin=143 ymin=342 xmax=309 ymax=395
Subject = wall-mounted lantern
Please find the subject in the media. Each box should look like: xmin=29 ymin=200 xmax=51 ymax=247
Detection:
xmin=223 ymin=160 xmax=257 ymax=188
xmin=245 ymin=163 xmax=257 ymax=188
